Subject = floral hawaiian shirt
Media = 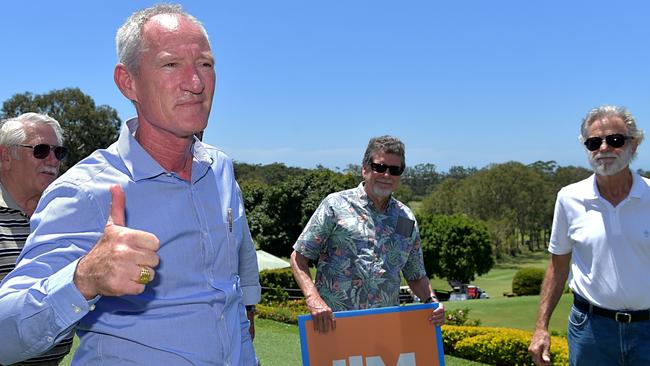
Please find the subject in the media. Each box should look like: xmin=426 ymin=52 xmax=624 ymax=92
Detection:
xmin=293 ymin=183 xmax=427 ymax=311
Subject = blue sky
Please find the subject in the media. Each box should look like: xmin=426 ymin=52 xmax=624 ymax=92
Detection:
xmin=2 ymin=1 xmax=649 ymax=172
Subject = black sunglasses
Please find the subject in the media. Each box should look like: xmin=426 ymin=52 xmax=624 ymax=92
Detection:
xmin=583 ymin=134 xmax=633 ymax=152
xmin=18 ymin=144 xmax=68 ymax=161
xmin=370 ymin=162 xmax=404 ymax=176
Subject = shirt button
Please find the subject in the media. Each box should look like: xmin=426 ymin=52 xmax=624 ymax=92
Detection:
xmin=89 ymin=304 xmax=96 ymax=311
xmin=46 ymin=336 xmax=54 ymax=343
xmin=220 ymin=314 xmax=225 ymax=321
xmin=72 ymin=305 xmax=81 ymax=314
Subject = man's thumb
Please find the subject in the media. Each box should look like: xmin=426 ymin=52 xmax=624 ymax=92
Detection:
xmin=108 ymin=184 xmax=126 ymax=226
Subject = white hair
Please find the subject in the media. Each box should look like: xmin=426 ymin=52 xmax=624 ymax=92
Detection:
xmin=0 ymin=113 xmax=64 ymax=166
xmin=115 ymin=3 xmax=210 ymax=73
xmin=579 ymin=105 xmax=644 ymax=145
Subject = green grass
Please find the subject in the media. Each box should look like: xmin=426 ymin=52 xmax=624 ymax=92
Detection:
xmin=433 ymin=250 xmax=571 ymax=334
xmin=472 ymin=251 xmax=551 ymax=298
xmin=429 ymin=250 xmax=551 ymax=299
xmin=444 ymin=294 xmax=571 ymax=334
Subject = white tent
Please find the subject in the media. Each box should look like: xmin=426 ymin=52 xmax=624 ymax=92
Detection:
xmin=256 ymin=250 xmax=290 ymax=271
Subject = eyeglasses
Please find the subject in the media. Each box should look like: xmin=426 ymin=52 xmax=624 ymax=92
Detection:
xmin=583 ymin=134 xmax=633 ymax=152
xmin=370 ymin=162 xmax=404 ymax=176
xmin=17 ymin=144 xmax=68 ymax=160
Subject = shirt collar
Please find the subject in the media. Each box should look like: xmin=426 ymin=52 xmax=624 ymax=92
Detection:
xmin=628 ymin=170 xmax=646 ymax=199
xmin=586 ymin=169 xmax=646 ymax=201
xmin=116 ymin=118 xmax=213 ymax=183
xmin=0 ymin=183 xmax=21 ymax=211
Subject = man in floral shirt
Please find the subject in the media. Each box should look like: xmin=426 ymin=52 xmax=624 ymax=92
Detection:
xmin=290 ymin=135 xmax=445 ymax=333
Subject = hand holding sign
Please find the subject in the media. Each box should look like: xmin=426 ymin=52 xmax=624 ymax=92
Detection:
xmin=306 ymin=294 xmax=336 ymax=334
xmin=74 ymin=185 xmax=160 ymax=299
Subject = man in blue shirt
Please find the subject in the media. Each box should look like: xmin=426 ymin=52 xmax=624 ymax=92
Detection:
xmin=0 ymin=4 xmax=261 ymax=365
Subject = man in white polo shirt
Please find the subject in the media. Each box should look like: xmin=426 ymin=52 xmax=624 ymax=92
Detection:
xmin=529 ymin=105 xmax=650 ymax=366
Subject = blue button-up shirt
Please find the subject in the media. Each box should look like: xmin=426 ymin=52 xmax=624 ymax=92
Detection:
xmin=0 ymin=119 xmax=261 ymax=365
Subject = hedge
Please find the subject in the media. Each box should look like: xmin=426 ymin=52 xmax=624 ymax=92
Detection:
xmin=257 ymin=300 xmax=307 ymax=325
xmin=512 ymin=267 xmax=546 ymax=296
xmin=259 ymin=268 xmax=301 ymax=303
xmin=442 ymin=325 xmax=569 ymax=365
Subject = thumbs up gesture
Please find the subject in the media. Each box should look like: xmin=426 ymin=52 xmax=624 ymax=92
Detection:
xmin=74 ymin=185 xmax=160 ymax=300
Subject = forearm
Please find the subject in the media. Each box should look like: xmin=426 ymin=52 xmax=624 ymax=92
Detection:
xmin=535 ymin=254 xmax=571 ymax=330
xmin=290 ymin=251 xmax=321 ymax=300
xmin=407 ymin=276 xmax=435 ymax=302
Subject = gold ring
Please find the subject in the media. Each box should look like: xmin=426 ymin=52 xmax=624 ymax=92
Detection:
xmin=138 ymin=266 xmax=151 ymax=285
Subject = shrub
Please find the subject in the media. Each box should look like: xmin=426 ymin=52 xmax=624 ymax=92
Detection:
xmin=512 ymin=267 xmax=546 ymax=296
xmin=257 ymin=300 xmax=308 ymax=324
xmin=259 ymin=268 xmax=298 ymax=289
xmin=259 ymin=268 xmax=300 ymax=304
xmin=445 ymin=308 xmax=481 ymax=326
xmin=442 ymin=325 xmax=569 ymax=365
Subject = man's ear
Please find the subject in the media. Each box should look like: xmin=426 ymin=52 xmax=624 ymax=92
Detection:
xmin=114 ymin=64 xmax=138 ymax=103
xmin=630 ymin=139 xmax=640 ymax=157
xmin=0 ymin=146 xmax=12 ymax=170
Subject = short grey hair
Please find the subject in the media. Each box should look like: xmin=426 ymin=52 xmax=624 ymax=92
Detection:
xmin=116 ymin=3 xmax=210 ymax=73
xmin=580 ymin=105 xmax=644 ymax=145
xmin=362 ymin=135 xmax=406 ymax=171
xmin=0 ymin=113 xmax=64 ymax=165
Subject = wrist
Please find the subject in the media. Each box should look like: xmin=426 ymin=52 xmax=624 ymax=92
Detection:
xmin=423 ymin=295 xmax=438 ymax=303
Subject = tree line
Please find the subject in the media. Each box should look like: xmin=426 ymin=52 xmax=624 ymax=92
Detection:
xmin=235 ymin=160 xmax=594 ymax=262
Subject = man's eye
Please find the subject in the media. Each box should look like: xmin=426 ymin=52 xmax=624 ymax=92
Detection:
xmin=164 ymin=62 xmax=178 ymax=68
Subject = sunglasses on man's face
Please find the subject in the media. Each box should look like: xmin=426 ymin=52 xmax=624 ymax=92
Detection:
xmin=370 ymin=162 xmax=404 ymax=176
xmin=17 ymin=144 xmax=68 ymax=161
xmin=583 ymin=133 xmax=633 ymax=152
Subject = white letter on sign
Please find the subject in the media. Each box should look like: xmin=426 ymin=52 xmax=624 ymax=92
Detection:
xmin=332 ymin=353 xmax=417 ymax=366
xmin=366 ymin=352 xmax=416 ymax=366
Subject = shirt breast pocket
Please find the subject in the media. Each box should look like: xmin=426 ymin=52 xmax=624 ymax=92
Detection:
xmin=224 ymin=218 xmax=243 ymax=271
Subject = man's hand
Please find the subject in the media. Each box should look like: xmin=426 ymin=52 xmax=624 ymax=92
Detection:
xmin=74 ymin=185 xmax=160 ymax=299
xmin=529 ymin=328 xmax=552 ymax=366
xmin=306 ymin=294 xmax=336 ymax=334
xmin=247 ymin=310 xmax=256 ymax=341
xmin=429 ymin=302 xmax=445 ymax=327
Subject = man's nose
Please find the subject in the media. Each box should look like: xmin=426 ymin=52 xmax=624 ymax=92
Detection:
xmin=181 ymin=66 xmax=205 ymax=94
xmin=598 ymin=139 xmax=611 ymax=152
xmin=43 ymin=151 xmax=60 ymax=166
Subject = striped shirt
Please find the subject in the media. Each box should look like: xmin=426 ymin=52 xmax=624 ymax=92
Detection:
xmin=0 ymin=185 xmax=72 ymax=365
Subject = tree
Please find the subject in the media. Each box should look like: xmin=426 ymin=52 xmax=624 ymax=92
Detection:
xmin=1 ymin=88 xmax=121 ymax=171
xmin=421 ymin=177 xmax=461 ymax=215
xmin=445 ymin=165 xmax=478 ymax=180
xmin=240 ymin=167 xmax=357 ymax=257
xmin=451 ymin=162 xmax=550 ymax=255
xmin=234 ymin=162 xmax=307 ymax=185
xmin=401 ymin=163 xmax=440 ymax=199
xmin=417 ymin=213 xmax=494 ymax=284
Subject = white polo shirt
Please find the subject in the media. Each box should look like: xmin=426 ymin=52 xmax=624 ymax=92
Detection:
xmin=549 ymin=171 xmax=650 ymax=311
